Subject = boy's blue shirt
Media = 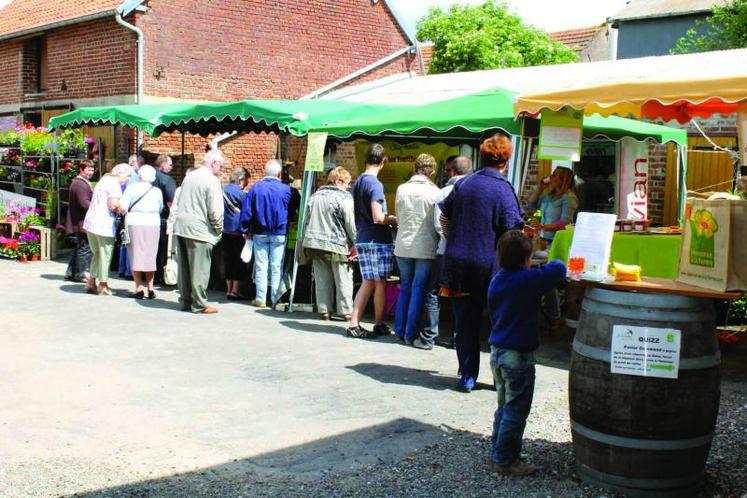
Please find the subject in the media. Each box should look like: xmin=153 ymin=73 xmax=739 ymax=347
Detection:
xmin=487 ymin=260 xmax=567 ymax=351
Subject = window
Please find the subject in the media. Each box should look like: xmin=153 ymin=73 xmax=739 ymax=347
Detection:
xmin=23 ymin=36 xmax=47 ymax=94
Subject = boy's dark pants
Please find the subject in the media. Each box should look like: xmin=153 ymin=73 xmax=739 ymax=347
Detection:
xmin=490 ymin=347 xmax=536 ymax=467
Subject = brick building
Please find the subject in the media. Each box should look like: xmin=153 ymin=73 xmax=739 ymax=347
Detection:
xmin=0 ymin=0 xmax=424 ymax=180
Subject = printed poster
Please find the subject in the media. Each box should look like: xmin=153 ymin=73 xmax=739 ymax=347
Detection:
xmin=305 ymin=132 xmax=328 ymax=172
xmin=538 ymin=109 xmax=583 ymax=161
xmin=610 ymin=325 xmax=682 ymax=379
xmin=354 ymin=141 xmax=459 ymax=215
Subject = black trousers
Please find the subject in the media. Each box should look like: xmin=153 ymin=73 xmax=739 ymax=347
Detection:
xmin=154 ymin=220 xmax=168 ymax=284
xmin=65 ymin=232 xmax=92 ymax=281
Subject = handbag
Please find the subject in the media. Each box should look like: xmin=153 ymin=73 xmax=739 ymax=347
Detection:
xmin=119 ymin=186 xmax=154 ymax=247
xmin=163 ymin=234 xmax=178 ymax=285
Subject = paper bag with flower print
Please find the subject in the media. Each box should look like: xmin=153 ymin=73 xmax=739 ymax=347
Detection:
xmin=677 ymin=197 xmax=747 ymax=292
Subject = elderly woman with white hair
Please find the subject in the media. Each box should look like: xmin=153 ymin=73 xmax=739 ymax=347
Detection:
xmin=120 ymin=165 xmax=164 ymax=299
xmin=83 ymin=163 xmax=133 ymax=295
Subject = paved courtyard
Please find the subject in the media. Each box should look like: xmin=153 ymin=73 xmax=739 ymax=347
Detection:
xmin=1 ymin=258 xmax=745 ymax=497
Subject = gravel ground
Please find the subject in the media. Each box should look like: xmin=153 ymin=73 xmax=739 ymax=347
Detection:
xmin=15 ymin=374 xmax=737 ymax=498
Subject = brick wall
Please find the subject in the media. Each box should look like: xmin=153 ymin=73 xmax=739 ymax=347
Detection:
xmin=647 ymin=142 xmax=667 ymax=224
xmin=0 ymin=41 xmax=22 ymax=105
xmin=42 ymin=19 xmax=136 ymax=101
xmin=135 ymin=0 xmax=414 ymax=180
xmin=138 ymin=0 xmax=411 ymax=101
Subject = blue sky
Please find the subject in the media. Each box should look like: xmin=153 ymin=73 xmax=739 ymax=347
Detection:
xmin=389 ymin=0 xmax=629 ymax=35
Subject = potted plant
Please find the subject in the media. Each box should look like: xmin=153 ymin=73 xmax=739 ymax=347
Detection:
xmin=59 ymin=160 xmax=77 ymax=186
xmin=19 ymin=124 xmax=51 ymax=156
xmin=58 ymin=128 xmax=89 ymax=158
xmin=0 ymin=235 xmax=18 ymax=259
xmin=18 ymin=231 xmax=40 ymax=261
xmin=0 ymin=128 xmax=21 ymax=147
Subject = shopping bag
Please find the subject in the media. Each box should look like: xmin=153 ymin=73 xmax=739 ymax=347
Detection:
xmin=677 ymin=196 xmax=747 ymax=292
xmin=240 ymin=238 xmax=253 ymax=263
xmin=163 ymin=235 xmax=178 ymax=285
xmin=118 ymin=216 xmax=131 ymax=247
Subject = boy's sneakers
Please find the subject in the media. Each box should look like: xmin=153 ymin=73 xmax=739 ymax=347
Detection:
xmin=494 ymin=459 xmax=538 ymax=477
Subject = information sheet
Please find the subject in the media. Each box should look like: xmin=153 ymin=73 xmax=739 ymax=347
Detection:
xmin=610 ymin=325 xmax=682 ymax=379
xmin=538 ymin=109 xmax=583 ymax=161
xmin=304 ymin=132 xmax=328 ymax=172
xmin=568 ymin=212 xmax=616 ymax=279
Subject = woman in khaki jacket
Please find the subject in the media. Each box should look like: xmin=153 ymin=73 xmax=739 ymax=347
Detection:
xmin=393 ymin=154 xmax=441 ymax=348
xmin=302 ymin=167 xmax=357 ymax=320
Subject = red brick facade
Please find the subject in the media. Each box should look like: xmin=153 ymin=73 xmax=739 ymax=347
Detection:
xmin=0 ymin=1 xmax=418 ymax=182
xmin=132 ymin=0 xmax=415 ymax=180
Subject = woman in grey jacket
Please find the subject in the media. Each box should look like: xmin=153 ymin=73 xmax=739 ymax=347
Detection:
xmin=302 ymin=167 xmax=357 ymax=320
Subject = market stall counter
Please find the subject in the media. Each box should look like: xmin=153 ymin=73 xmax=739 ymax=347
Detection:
xmin=548 ymin=228 xmax=681 ymax=279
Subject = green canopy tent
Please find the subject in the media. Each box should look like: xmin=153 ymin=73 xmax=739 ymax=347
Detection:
xmin=48 ymin=99 xmax=403 ymax=137
xmin=48 ymin=92 xmax=687 ymax=309
xmin=310 ymin=87 xmax=686 ymax=198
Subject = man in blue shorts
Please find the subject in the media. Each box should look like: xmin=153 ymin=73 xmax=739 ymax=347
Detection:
xmin=346 ymin=143 xmax=397 ymax=338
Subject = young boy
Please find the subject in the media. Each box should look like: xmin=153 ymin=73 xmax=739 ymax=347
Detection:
xmin=487 ymin=230 xmax=566 ymax=476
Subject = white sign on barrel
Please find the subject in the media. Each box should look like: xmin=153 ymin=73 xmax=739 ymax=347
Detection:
xmin=610 ymin=325 xmax=681 ymax=379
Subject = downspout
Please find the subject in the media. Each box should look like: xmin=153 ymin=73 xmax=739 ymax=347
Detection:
xmin=115 ymin=11 xmax=144 ymax=148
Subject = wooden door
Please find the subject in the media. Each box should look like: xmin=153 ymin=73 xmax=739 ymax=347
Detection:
xmin=663 ymin=137 xmax=737 ymax=225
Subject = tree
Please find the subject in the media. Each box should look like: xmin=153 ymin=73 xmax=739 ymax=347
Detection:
xmin=416 ymin=0 xmax=577 ymax=74
xmin=672 ymin=0 xmax=747 ymax=54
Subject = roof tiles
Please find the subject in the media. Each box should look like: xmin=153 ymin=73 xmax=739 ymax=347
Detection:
xmin=0 ymin=0 xmax=123 ymax=39
xmin=548 ymin=26 xmax=601 ymax=51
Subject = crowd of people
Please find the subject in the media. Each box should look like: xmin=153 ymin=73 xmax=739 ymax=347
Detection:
xmin=61 ymin=133 xmax=569 ymax=477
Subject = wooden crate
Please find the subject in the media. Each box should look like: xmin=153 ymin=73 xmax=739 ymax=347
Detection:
xmin=28 ymin=225 xmax=51 ymax=260
xmin=0 ymin=221 xmax=19 ymax=238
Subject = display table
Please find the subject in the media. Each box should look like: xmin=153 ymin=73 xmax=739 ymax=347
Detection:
xmin=547 ymin=229 xmax=682 ymax=279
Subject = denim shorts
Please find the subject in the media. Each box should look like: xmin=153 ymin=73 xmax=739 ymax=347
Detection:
xmin=356 ymin=242 xmax=395 ymax=281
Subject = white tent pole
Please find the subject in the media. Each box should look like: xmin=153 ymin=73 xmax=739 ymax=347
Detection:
xmin=288 ymin=169 xmax=315 ymax=311
xmin=677 ymin=143 xmax=688 ymax=223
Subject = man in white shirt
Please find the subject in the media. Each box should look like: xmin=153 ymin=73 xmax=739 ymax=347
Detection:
xmin=173 ymin=150 xmax=225 ymax=314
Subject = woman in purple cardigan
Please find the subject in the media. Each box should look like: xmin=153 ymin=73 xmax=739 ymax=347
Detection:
xmin=439 ymin=134 xmax=524 ymax=392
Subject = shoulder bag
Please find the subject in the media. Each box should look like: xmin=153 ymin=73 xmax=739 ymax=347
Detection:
xmin=118 ymin=186 xmax=154 ymax=247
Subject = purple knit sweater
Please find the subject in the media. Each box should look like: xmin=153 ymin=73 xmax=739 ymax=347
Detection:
xmin=439 ymin=168 xmax=524 ymax=295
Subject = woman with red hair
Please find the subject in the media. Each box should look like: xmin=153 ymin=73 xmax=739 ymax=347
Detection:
xmin=439 ymin=133 xmax=524 ymax=392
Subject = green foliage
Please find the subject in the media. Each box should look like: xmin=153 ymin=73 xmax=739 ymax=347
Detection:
xmin=0 ymin=129 xmax=21 ymax=145
xmin=20 ymin=128 xmax=52 ymax=156
xmin=416 ymin=0 xmax=578 ymax=74
xmin=58 ymin=128 xmax=87 ymax=153
xmin=672 ymin=0 xmax=747 ymax=54
xmin=726 ymin=296 xmax=747 ymax=325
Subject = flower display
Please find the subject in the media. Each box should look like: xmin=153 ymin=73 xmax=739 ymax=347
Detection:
xmin=18 ymin=231 xmax=41 ymax=257
xmin=0 ymin=235 xmax=19 ymax=258
xmin=692 ymin=209 xmax=718 ymax=239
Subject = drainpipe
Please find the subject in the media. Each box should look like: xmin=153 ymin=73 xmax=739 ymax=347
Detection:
xmin=115 ymin=11 xmax=144 ymax=148
xmin=608 ymin=21 xmax=619 ymax=61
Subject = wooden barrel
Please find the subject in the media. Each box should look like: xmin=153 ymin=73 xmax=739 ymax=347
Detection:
xmin=570 ymin=287 xmax=720 ymax=497
xmin=563 ymin=284 xmax=585 ymax=329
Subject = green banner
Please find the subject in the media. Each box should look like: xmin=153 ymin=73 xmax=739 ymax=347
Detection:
xmin=305 ymin=132 xmax=328 ymax=172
